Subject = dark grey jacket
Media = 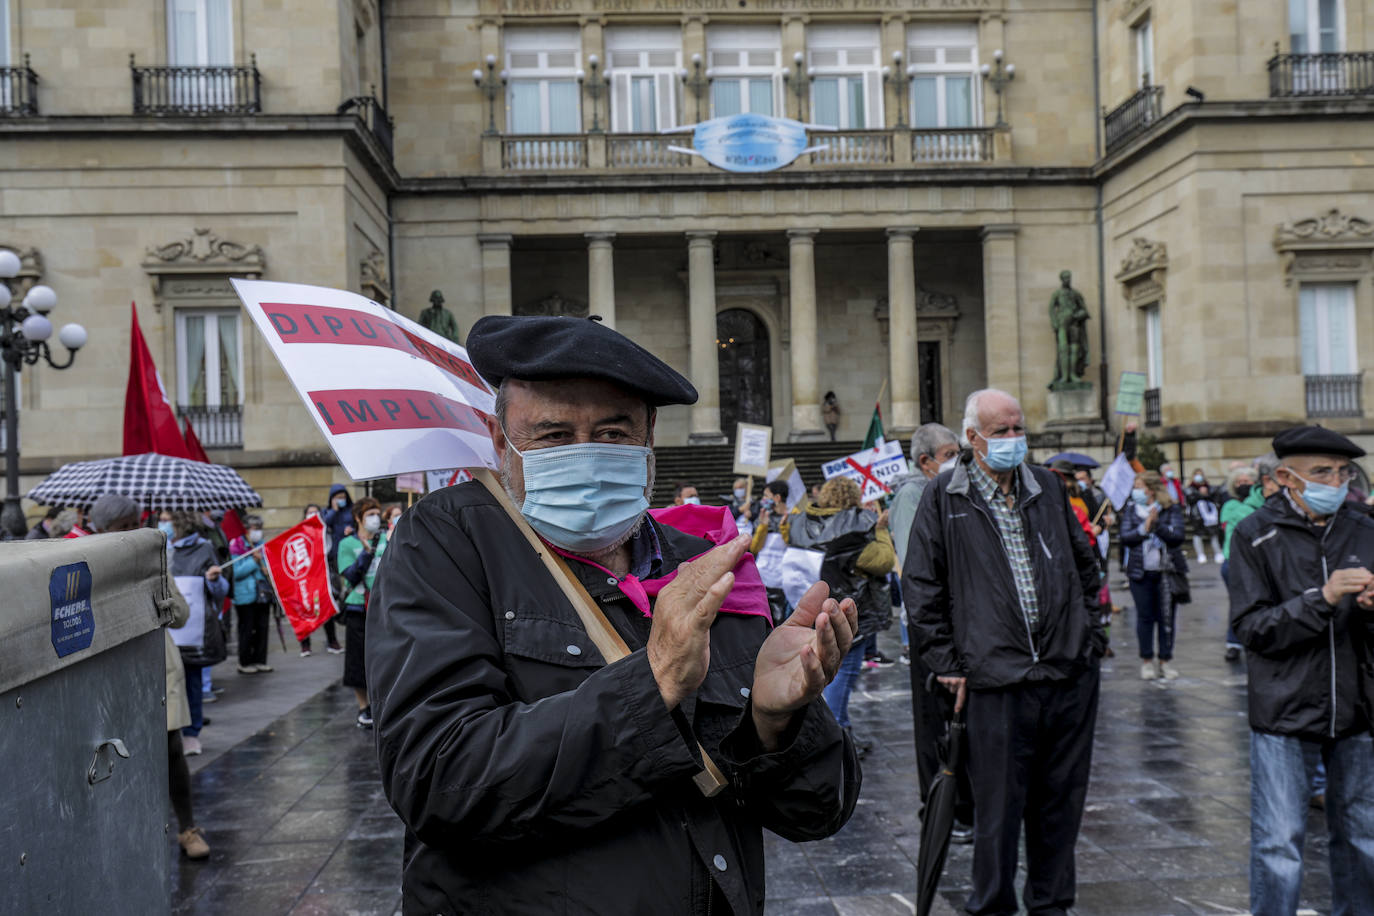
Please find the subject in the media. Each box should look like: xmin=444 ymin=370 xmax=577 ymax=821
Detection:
xmin=367 ymin=483 xmax=859 ymax=915
xmin=1228 ymin=494 xmax=1374 ymax=741
xmin=903 ymin=456 xmax=1106 ymax=690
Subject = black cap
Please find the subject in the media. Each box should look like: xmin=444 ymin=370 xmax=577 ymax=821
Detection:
xmin=1272 ymin=425 xmax=1366 ymax=460
xmin=467 ymin=315 xmax=698 ymax=407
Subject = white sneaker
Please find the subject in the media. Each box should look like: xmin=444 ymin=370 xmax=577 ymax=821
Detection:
xmin=1214 ymin=553 xmax=1225 ymax=565
xmin=1141 ymin=661 xmax=1158 ymax=680
xmin=1196 ymin=555 xmax=1207 ymax=565
xmin=1160 ymin=662 xmax=1180 ymax=680
xmin=300 ymin=648 xmax=312 ymax=658
xmin=182 ymin=736 xmax=203 ymax=756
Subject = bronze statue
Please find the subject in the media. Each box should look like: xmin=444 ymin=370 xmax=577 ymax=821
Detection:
xmin=1048 ymin=270 xmax=1091 ymax=391
xmin=418 ymin=289 xmax=461 ymax=344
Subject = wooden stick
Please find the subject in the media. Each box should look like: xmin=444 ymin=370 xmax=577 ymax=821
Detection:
xmin=471 ymin=468 xmax=729 ymax=797
xmin=1091 ymin=498 xmax=1113 ymax=527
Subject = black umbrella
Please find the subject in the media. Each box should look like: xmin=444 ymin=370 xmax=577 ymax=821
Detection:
xmin=916 ymin=674 xmax=967 ymax=916
xmin=1044 ymin=451 xmax=1100 ymax=469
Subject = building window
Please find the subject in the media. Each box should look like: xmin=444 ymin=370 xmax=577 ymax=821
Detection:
xmin=1132 ymin=16 xmax=1154 ymax=87
xmin=1300 ymin=283 xmax=1357 ymax=375
xmin=1145 ymin=304 xmax=1163 ymax=388
xmin=907 ymin=23 xmax=979 ymax=129
xmin=0 ymin=0 xmax=9 ymax=68
xmin=707 ymin=26 xmax=780 ymax=117
xmin=808 ymin=25 xmax=881 ymax=129
xmin=1290 ymin=0 xmax=1342 ymax=53
xmin=167 ymin=0 xmax=232 ymax=66
xmin=176 ymin=309 xmax=242 ymax=411
xmin=505 ymin=28 xmax=581 ymax=134
xmin=607 ymin=27 xmax=682 ymax=132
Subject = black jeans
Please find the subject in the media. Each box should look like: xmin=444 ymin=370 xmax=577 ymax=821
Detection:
xmin=1128 ymin=573 xmax=1175 ymax=661
xmin=236 ymin=601 xmax=270 ymax=667
xmin=965 ymin=667 xmax=1100 ymax=916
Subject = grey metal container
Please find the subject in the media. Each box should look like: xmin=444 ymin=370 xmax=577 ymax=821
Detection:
xmin=0 ymin=529 xmax=178 ymax=915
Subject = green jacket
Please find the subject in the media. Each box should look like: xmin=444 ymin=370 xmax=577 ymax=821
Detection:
xmin=337 ymin=532 xmax=388 ymax=607
xmin=1221 ymin=486 xmax=1265 ymax=559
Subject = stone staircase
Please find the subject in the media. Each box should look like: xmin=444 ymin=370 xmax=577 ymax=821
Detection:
xmin=650 ymin=438 xmax=908 ymax=507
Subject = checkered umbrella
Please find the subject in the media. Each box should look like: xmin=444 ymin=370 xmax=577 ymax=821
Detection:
xmin=26 ymin=452 xmax=262 ymax=512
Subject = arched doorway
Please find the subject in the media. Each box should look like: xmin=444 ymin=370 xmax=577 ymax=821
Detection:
xmin=717 ymin=308 xmax=771 ymax=435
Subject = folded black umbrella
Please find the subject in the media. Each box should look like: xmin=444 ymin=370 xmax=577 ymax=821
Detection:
xmin=916 ymin=674 xmax=967 ymax=916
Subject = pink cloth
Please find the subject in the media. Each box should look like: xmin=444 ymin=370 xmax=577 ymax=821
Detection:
xmin=550 ymin=505 xmax=773 ymax=626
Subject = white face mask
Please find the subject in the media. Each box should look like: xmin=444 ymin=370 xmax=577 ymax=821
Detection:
xmin=362 ymin=514 xmax=382 ymax=534
xmin=248 ymin=529 xmax=264 ymax=544
xmin=937 ymin=455 xmax=959 ymax=475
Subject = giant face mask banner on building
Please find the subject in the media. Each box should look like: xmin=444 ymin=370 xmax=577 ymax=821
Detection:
xmin=668 ymin=113 xmax=830 ymax=173
xmin=232 ymin=279 xmax=498 ymax=480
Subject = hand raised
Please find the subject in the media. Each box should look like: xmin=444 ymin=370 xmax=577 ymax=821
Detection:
xmin=648 ymin=534 xmax=751 ymax=709
xmin=749 ymin=581 xmax=859 ymax=749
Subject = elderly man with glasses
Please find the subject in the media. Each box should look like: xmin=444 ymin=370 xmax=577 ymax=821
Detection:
xmin=1229 ymin=425 xmax=1374 ymax=915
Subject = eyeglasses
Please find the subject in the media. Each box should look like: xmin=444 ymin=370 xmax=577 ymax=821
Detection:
xmin=1283 ymin=464 xmax=1358 ymax=484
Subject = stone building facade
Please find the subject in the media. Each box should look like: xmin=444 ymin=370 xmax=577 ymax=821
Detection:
xmin=1 ymin=0 xmax=1372 ymax=524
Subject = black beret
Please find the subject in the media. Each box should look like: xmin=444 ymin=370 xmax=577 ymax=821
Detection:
xmin=1272 ymin=425 xmax=1367 ymax=460
xmin=467 ymin=315 xmax=698 ymax=407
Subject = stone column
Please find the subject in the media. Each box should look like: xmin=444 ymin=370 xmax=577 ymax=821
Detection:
xmin=586 ymin=232 xmax=616 ymax=328
xmin=980 ymin=224 xmax=1021 ymax=399
xmin=787 ymin=229 xmax=826 ymax=441
xmin=887 ymin=227 xmax=920 ymax=437
xmin=687 ymin=231 xmax=726 ymax=444
xmin=478 ymin=234 xmax=513 ymax=316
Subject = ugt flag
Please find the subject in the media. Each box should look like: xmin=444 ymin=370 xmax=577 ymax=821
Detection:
xmin=263 ymin=515 xmax=338 ymax=640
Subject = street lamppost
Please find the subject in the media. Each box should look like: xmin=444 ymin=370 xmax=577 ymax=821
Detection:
xmin=472 ymin=54 xmax=508 ymax=136
xmin=680 ymin=54 xmax=710 ymax=123
xmin=0 ymin=249 xmax=87 ymax=538
xmin=578 ymin=54 xmax=608 ymax=134
xmin=980 ymin=49 xmax=1016 ymax=129
xmin=781 ymin=51 xmax=810 ymax=122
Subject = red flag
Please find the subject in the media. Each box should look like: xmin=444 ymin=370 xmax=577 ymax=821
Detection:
xmin=262 ymin=515 xmax=338 ymax=640
xmin=183 ymin=417 xmax=211 ymax=463
xmin=219 ymin=507 xmax=246 ymax=542
xmin=124 ymin=302 xmax=193 ymax=459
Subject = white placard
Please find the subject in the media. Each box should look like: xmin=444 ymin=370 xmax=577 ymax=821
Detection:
xmin=821 ymin=440 xmax=907 ymax=503
xmin=765 ymin=459 xmax=805 ymax=511
xmin=232 ymin=279 xmax=498 ymax=480
xmin=1099 ymin=453 xmax=1137 ymax=511
xmin=426 ymin=468 xmax=473 ymax=493
xmin=734 ymin=423 xmax=773 ymax=477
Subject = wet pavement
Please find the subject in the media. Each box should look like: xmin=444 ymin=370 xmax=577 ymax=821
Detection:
xmin=172 ymin=562 xmax=1339 ymax=915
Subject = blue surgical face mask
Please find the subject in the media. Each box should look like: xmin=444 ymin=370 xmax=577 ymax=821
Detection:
xmin=158 ymin=521 xmax=174 ymax=538
xmin=509 ymin=439 xmax=652 ymax=554
xmin=1078 ymin=479 xmax=1090 ymax=492
xmin=1131 ymin=487 xmax=1149 ymax=507
xmin=1292 ymin=472 xmax=1349 ymax=517
xmin=682 ymin=496 xmax=700 ymax=506
xmin=976 ymin=433 xmax=1027 ymax=471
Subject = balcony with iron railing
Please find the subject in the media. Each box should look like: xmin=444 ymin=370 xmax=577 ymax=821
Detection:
xmin=1 ymin=55 xmax=39 ymax=117
xmin=338 ymin=91 xmax=394 ymax=157
xmin=1144 ymin=388 xmax=1161 ymax=428
xmin=1305 ymin=374 xmax=1363 ymax=418
xmin=131 ymin=54 xmax=261 ymax=116
xmin=178 ymin=404 xmax=243 ymax=449
xmin=1269 ymin=51 xmax=1374 ymax=97
xmin=489 ymin=126 xmax=1002 ymax=173
xmin=1103 ymin=85 xmax=1163 ymax=153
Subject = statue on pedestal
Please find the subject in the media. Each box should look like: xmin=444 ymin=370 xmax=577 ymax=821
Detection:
xmin=1048 ymin=270 xmax=1091 ymax=391
xmin=418 ymin=290 xmax=461 ymax=343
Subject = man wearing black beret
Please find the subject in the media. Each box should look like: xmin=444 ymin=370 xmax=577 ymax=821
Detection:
xmin=367 ymin=315 xmax=861 ymax=914
xmin=1228 ymin=425 xmax=1374 ymax=915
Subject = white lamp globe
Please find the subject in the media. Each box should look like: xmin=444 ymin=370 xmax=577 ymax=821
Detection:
xmin=0 ymin=284 xmax=10 ymax=309
xmin=0 ymin=250 xmax=19 ymax=279
xmin=59 ymin=323 xmax=88 ymax=350
xmin=23 ymin=284 xmax=57 ymax=315
xmin=20 ymin=314 xmax=52 ymax=342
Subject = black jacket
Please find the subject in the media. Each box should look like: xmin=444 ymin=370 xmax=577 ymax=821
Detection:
xmin=903 ymin=457 xmax=1105 ymax=690
xmin=367 ymin=483 xmax=859 ymax=915
xmin=1118 ymin=501 xmax=1188 ymax=582
xmin=1228 ymin=494 xmax=1374 ymax=741
xmin=786 ymin=505 xmax=894 ymax=639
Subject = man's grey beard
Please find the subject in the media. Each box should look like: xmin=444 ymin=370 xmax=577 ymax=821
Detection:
xmin=500 ymin=449 xmax=656 ymax=561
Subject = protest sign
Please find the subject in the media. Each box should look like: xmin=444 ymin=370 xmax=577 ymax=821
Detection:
xmin=425 ymin=468 xmax=473 ymax=493
xmin=733 ymin=423 xmax=773 ymax=477
xmin=1099 ymin=452 xmax=1137 ymax=511
xmin=754 ymin=533 xmax=826 ymax=609
xmin=262 ymin=515 xmax=339 ymax=641
xmin=821 ymin=440 xmax=906 ymax=503
xmin=232 ymin=279 xmax=497 ymax=480
xmin=765 ymin=458 xmax=805 ymax=511
xmin=1114 ymin=371 xmax=1148 ymax=416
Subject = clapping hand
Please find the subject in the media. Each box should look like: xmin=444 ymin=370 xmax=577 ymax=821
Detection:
xmin=749 ymin=581 xmax=858 ymax=751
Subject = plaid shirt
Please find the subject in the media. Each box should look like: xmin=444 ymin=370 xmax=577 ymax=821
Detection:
xmin=968 ymin=460 xmax=1041 ymax=632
